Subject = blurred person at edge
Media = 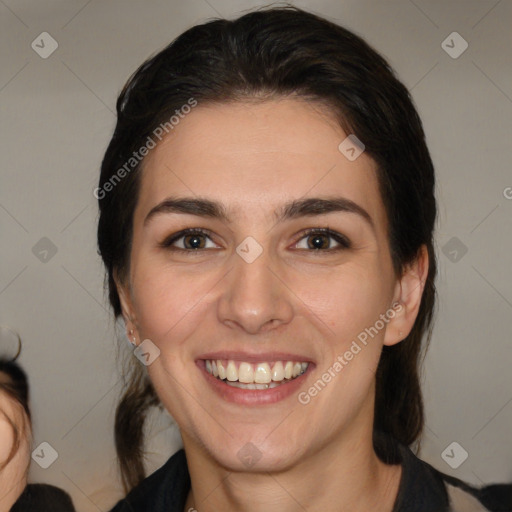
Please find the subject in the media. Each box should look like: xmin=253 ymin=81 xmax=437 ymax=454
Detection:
xmin=0 ymin=358 xmax=76 ymax=511
xmin=96 ymin=6 xmax=512 ymax=512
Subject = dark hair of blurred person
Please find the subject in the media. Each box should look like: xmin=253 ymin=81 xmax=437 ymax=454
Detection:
xmin=0 ymin=358 xmax=76 ymax=512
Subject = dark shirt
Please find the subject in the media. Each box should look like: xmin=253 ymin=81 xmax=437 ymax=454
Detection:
xmin=11 ymin=483 xmax=76 ymax=512
xmin=110 ymin=444 xmax=512 ymax=512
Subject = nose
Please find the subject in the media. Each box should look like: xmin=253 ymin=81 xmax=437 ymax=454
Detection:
xmin=217 ymin=245 xmax=294 ymax=335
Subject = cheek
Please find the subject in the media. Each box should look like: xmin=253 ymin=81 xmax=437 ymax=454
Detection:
xmin=131 ymin=260 xmax=214 ymax=346
xmin=130 ymin=243 xmax=393 ymax=361
xmin=298 ymin=263 xmax=390 ymax=341
xmin=0 ymin=413 xmax=15 ymax=463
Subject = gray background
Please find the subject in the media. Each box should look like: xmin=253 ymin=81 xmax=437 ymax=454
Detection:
xmin=1 ymin=0 xmax=511 ymax=510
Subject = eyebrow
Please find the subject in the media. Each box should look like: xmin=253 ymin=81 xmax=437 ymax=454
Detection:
xmin=144 ymin=196 xmax=374 ymax=230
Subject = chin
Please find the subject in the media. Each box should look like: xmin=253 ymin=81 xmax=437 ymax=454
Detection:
xmin=196 ymin=428 xmax=307 ymax=473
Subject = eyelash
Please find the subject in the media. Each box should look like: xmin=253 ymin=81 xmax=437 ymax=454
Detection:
xmin=159 ymin=227 xmax=351 ymax=254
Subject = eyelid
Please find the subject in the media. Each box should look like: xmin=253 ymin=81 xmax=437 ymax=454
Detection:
xmin=292 ymin=227 xmax=351 ymax=251
xmin=160 ymin=227 xmax=351 ymax=253
xmin=159 ymin=228 xmax=218 ymax=250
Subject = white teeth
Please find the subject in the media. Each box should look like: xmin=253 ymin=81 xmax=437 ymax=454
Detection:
xmin=205 ymin=359 xmax=309 ymax=386
xmin=226 ymin=360 xmax=238 ymax=382
xmin=226 ymin=381 xmax=282 ymax=390
xmin=238 ymin=362 xmax=254 ymax=383
xmin=217 ymin=360 xmax=226 ymax=380
xmin=271 ymin=361 xmax=284 ymax=381
xmin=284 ymin=361 xmax=293 ymax=379
xmin=254 ymin=362 xmax=272 ymax=384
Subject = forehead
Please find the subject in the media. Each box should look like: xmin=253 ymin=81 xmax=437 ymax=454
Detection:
xmin=136 ymin=98 xmax=386 ymax=229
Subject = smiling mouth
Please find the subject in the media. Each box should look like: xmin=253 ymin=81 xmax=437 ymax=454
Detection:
xmin=203 ymin=359 xmax=309 ymax=389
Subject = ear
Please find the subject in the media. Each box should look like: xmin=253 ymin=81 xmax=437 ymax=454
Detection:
xmin=114 ymin=269 xmax=139 ymax=344
xmin=383 ymin=245 xmax=429 ymax=347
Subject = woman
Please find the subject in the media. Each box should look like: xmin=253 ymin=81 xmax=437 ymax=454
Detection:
xmin=0 ymin=359 xmax=30 ymax=511
xmin=97 ymin=6 xmax=508 ymax=511
xmin=0 ymin=358 xmax=76 ymax=511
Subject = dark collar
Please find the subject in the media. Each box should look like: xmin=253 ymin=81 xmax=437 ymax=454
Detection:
xmin=392 ymin=442 xmax=449 ymax=512
xmin=112 ymin=442 xmax=453 ymax=512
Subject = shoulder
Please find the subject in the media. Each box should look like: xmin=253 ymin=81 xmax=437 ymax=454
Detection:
xmin=110 ymin=449 xmax=190 ymax=512
xmin=394 ymin=441 xmax=512 ymax=512
xmin=441 ymin=473 xmax=512 ymax=512
xmin=11 ymin=483 xmax=76 ymax=511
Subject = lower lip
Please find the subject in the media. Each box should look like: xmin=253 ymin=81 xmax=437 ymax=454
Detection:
xmin=198 ymin=361 xmax=313 ymax=405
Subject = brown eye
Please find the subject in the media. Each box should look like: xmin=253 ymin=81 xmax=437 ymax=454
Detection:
xmin=160 ymin=229 xmax=218 ymax=251
xmin=295 ymin=228 xmax=351 ymax=251
xmin=306 ymin=233 xmax=330 ymax=250
xmin=182 ymin=233 xmax=206 ymax=249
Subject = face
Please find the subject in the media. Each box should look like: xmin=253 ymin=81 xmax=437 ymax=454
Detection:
xmin=0 ymin=377 xmax=30 ymax=507
xmin=118 ymin=98 xmax=424 ymax=472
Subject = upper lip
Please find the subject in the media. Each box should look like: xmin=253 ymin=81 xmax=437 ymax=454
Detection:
xmin=197 ymin=351 xmax=314 ymax=363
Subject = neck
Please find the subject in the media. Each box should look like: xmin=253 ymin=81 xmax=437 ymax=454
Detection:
xmin=182 ymin=401 xmax=401 ymax=512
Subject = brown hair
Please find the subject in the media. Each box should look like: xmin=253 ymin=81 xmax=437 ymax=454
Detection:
xmin=97 ymin=5 xmax=437 ymax=491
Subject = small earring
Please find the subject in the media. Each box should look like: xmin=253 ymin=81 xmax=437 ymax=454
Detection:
xmin=128 ymin=329 xmax=137 ymax=346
